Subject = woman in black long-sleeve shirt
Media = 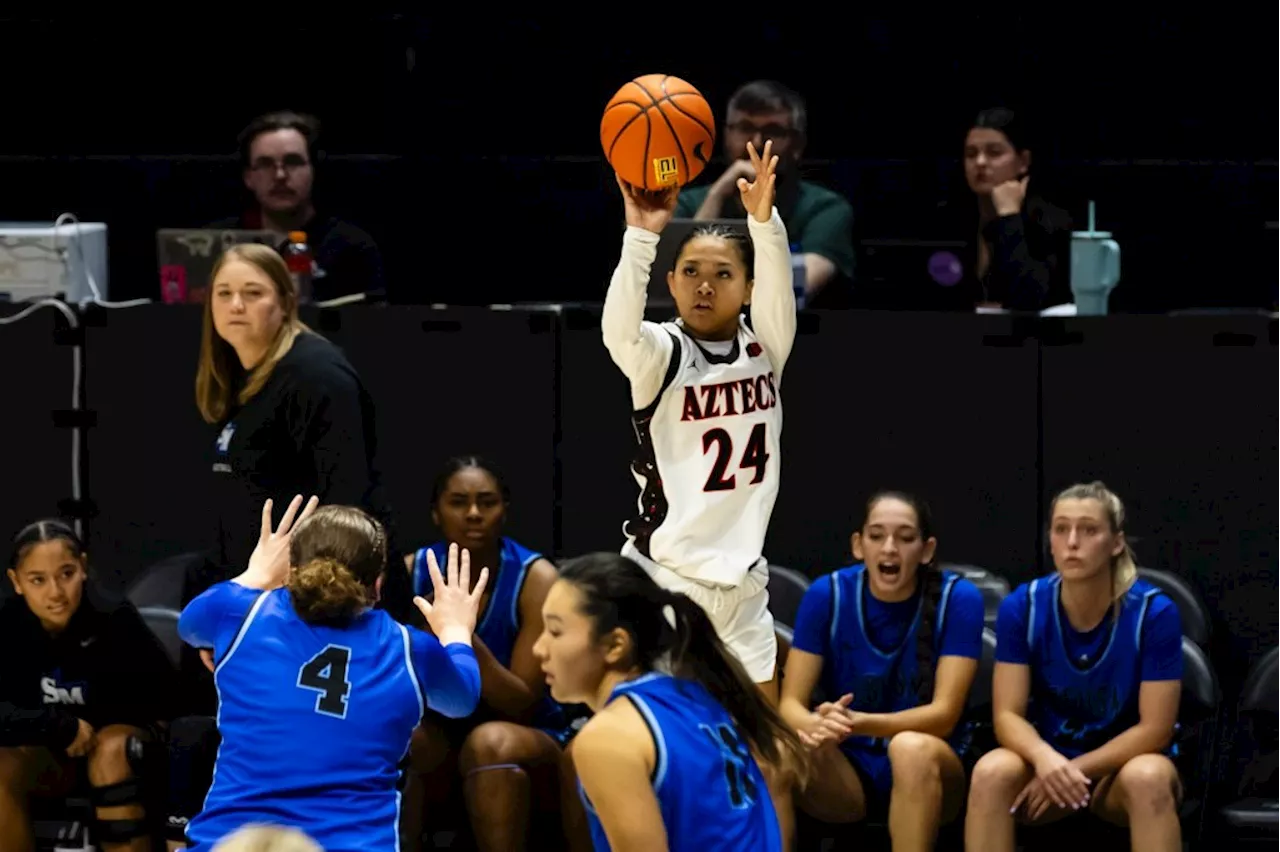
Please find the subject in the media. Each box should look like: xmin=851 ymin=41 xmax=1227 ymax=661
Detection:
xmin=932 ymin=107 xmax=1074 ymax=312
xmin=1 ymin=520 xmax=176 ymax=851
xmin=192 ymin=242 xmax=410 ymax=622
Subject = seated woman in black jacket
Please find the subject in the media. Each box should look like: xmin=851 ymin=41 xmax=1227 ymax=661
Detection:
xmin=929 ymin=107 xmax=1074 ymax=312
xmin=0 ymin=520 xmax=177 ymax=852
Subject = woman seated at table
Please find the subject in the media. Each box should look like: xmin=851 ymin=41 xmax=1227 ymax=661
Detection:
xmin=922 ymin=107 xmax=1074 ymax=314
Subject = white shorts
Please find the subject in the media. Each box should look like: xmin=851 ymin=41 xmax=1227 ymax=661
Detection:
xmin=626 ymin=547 xmax=777 ymax=683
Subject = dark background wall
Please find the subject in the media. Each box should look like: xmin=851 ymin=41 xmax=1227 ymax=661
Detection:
xmin=0 ymin=13 xmax=1274 ymax=310
xmin=2 ymin=303 xmax=1275 ymax=697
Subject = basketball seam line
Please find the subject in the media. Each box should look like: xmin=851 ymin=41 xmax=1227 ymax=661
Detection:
xmin=630 ymin=79 xmax=661 ymax=108
xmin=614 ymin=81 xmax=659 ymax=188
xmin=654 ymin=77 xmax=690 ymax=187
xmin=662 ymin=96 xmax=715 ymax=157
xmin=606 ymin=104 xmax=649 ymax=166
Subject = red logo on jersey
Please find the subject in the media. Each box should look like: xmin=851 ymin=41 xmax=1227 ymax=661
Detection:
xmin=746 ymin=342 xmax=762 ymax=357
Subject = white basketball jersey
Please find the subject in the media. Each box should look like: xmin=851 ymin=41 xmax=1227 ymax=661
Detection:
xmin=624 ymin=318 xmax=782 ymax=588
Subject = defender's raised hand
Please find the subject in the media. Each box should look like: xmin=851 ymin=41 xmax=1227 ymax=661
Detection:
xmin=413 ymin=543 xmax=489 ymax=647
xmin=236 ymin=495 xmax=320 ymax=590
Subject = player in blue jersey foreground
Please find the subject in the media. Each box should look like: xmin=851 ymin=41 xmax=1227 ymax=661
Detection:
xmin=533 ymin=551 xmax=808 ymax=852
xmin=178 ymin=495 xmax=488 ymax=852
xmin=781 ymin=490 xmax=985 ymax=850
xmin=965 ymin=481 xmax=1184 ymax=852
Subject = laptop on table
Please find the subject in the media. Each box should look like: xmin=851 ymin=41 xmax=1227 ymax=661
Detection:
xmin=157 ymin=228 xmax=283 ymax=304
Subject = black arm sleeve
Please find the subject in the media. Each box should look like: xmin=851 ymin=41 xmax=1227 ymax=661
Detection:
xmin=343 ymin=235 xmax=386 ymax=299
xmin=321 ymin=227 xmax=385 ymax=301
xmin=986 ymin=215 xmax=1054 ymax=310
xmin=985 ymin=203 xmax=1074 ymax=311
xmin=288 ymin=371 xmax=373 ymax=509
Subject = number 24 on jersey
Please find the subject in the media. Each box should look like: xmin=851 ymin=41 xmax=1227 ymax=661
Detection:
xmin=702 ymin=423 xmax=769 ymax=492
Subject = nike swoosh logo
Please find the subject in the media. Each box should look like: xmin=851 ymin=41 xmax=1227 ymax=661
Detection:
xmin=693 ymin=141 xmax=709 ymax=166
xmin=80 ymin=636 xmax=96 ymax=647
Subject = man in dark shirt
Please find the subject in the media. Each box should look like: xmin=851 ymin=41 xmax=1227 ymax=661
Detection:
xmin=677 ymin=79 xmax=857 ymax=307
xmin=209 ymin=110 xmax=385 ymax=302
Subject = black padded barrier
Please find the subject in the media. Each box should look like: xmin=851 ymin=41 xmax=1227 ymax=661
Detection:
xmin=66 ymin=302 xmax=1278 ymax=687
xmin=555 ymin=305 xmax=650 ymax=559
xmin=315 ymin=305 xmax=559 ymax=563
xmin=0 ymin=302 xmax=81 ymax=566
xmin=1039 ymin=313 xmax=1279 ymax=692
xmin=82 ymin=304 xmax=212 ymax=590
xmin=766 ymin=311 xmax=1044 ymax=581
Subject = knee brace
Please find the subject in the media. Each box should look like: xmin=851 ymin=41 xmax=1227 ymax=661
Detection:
xmin=123 ymin=732 xmax=166 ymax=776
xmin=91 ymin=776 xmax=150 ymax=844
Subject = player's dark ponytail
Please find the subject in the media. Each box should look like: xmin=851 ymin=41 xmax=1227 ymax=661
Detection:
xmin=861 ymin=491 xmax=942 ymax=704
xmin=287 ymin=506 xmax=387 ymax=627
xmin=914 ymin=560 xmax=944 ymax=704
xmin=663 ymin=591 xmax=808 ymax=784
xmin=559 ymin=552 xmax=809 ymax=786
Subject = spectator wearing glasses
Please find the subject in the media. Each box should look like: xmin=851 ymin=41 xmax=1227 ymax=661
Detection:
xmin=677 ymin=80 xmax=856 ymax=307
xmin=209 ymin=110 xmax=386 ymax=302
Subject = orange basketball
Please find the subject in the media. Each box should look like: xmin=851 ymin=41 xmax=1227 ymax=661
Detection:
xmin=601 ymin=74 xmax=716 ymax=191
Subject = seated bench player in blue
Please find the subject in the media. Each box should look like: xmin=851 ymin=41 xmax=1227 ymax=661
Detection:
xmin=177 ymin=496 xmax=485 ymax=852
xmin=780 ymin=490 xmax=985 ymax=850
xmin=400 ymin=456 xmax=591 ymax=851
xmin=965 ymin=481 xmax=1184 ymax=852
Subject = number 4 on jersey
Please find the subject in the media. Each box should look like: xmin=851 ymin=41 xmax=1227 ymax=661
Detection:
xmin=702 ymin=422 xmax=770 ymax=492
xmin=298 ymin=644 xmax=352 ymax=719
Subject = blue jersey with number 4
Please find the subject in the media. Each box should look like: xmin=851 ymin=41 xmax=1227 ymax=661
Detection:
xmin=581 ymin=672 xmax=781 ymax=852
xmin=177 ymin=581 xmax=480 ymax=852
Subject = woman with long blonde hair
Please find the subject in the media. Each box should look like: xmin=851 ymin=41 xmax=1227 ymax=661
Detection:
xmin=965 ymin=481 xmax=1185 ymax=852
xmin=192 ymin=243 xmax=407 ymax=622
